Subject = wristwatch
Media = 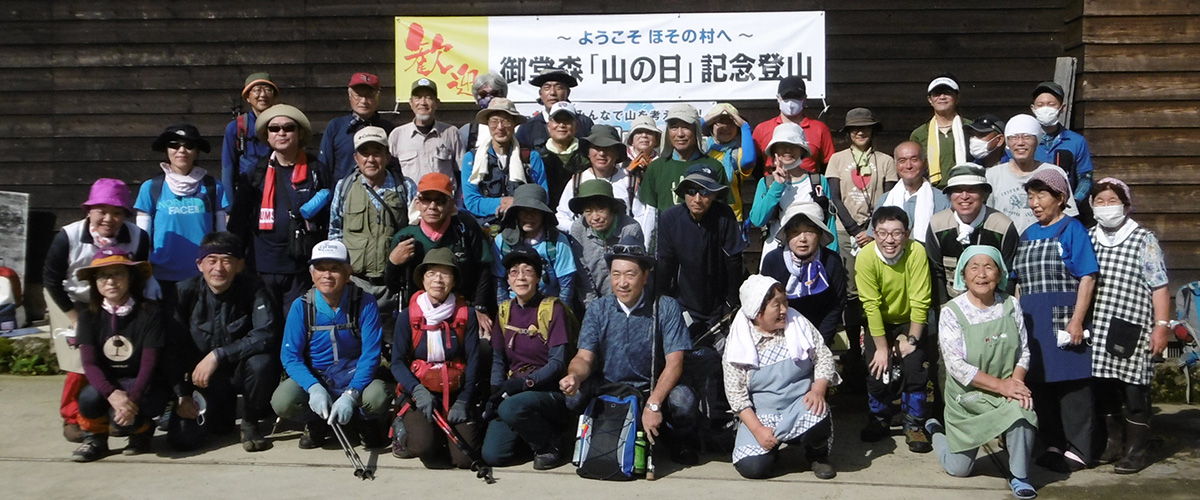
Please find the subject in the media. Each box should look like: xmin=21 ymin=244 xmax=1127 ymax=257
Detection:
xmin=524 ymin=377 xmax=537 ymax=388
xmin=646 ymin=402 xmax=661 ymax=413
xmin=907 ymin=335 xmax=920 ymax=347
xmin=343 ymin=388 xmax=361 ymax=404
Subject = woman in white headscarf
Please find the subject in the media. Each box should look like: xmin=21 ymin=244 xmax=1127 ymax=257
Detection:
xmin=721 ymin=274 xmax=839 ymax=480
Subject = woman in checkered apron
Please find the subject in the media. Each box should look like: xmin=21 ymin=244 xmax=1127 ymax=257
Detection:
xmin=1010 ymin=169 xmax=1099 ymax=474
xmin=1088 ymin=178 xmax=1171 ymax=474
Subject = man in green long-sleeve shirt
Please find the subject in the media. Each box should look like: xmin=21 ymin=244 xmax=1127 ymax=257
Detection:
xmin=854 ymin=206 xmax=933 ymax=454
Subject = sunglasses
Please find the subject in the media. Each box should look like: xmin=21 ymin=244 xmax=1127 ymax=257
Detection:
xmin=417 ymin=194 xmax=450 ymax=205
xmin=683 ymin=187 xmax=713 ymax=197
xmin=606 ymin=244 xmax=649 ymax=258
xmin=267 ymin=123 xmax=298 ymax=134
xmin=166 ymin=141 xmax=197 ymax=151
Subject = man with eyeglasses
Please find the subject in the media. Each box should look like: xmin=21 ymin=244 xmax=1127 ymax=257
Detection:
xmin=514 ymin=68 xmax=594 ymax=149
xmin=854 ymin=206 xmax=934 ymax=454
xmin=388 ymin=78 xmax=463 ymax=192
xmin=657 ymin=164 xmax=747 ymax=344
xmin=222 ymin=72 xmax=280 ymax=198
xmin=386 ymin=173 xmax=497 ymax=334
xmin=985 ymin=114 xmax=1078 ymax=232
xmin=328 ymin=127 xmax=417 ymax=341
xmin=319 ymin=72 xmax=396 ymax=183
xmin=459 ymin=72 xmax=508 ymax=162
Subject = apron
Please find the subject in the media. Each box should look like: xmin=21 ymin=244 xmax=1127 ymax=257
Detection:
xmin=731 ymin=344 xmax=830 ymax=463
xmin=1013 ymin=222 xmax=1092 ymax=383
xmin=943 ymin=298 xmax=1038 ymax=452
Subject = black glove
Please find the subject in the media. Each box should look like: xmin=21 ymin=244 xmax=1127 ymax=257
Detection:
xmin=500 ymin=376 xmax=528 ymax=398
xmin=410 ymin=385 xmax=435 ymax=422
xmin=484 ymin=388 xmax=505 ymax=420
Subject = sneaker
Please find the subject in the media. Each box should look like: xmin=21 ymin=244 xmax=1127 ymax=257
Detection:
xmin=391 ymin=417 xmax=413 ymax=458
xmin=860 ymin=416 xmax=890 ymax=442
xmin=299 ymin=422 xmax=330 ymax=449
xmin=72 ymin=435 xmax=109 ymax=462
xmin=241 ymin=422 xmax=269 ymax=452
xmin=533 ymin=447 xmax=570 ymax=470
xmin=63 ymin=423 xmax=84 ymax=443
xmin=905 ymin=426 xmax=932 ymax=454
xmin=123 ymin=430 xmax=153 ymax=456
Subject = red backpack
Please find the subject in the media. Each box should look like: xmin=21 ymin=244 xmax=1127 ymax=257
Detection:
xmin=0 ymin=261 xmax=21 ymax=331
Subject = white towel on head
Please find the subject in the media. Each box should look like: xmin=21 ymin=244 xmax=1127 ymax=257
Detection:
xmin=724 ymin=309 xmax=815 ymax=369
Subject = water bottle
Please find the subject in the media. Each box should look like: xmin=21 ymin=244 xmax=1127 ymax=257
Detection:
xmin=634 ymin=431 xmax=647 ymax=474
xmin=572 ymin=415 xmax=586 ymax=465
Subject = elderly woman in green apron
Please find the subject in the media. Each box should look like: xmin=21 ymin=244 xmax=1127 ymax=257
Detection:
xmin=722 ymin=274 xmax=840 ymax=480
xmin=1011 ymin=169 xmax=1099 ymax=474
xmin=926 ymin=246 xmax=1037 ymax=500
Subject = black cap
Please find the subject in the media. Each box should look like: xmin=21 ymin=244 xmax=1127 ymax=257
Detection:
xmin=1032 ymin=81 xmax=1065 ymax=101
xmin=501 ymin=245 xmax=544 ymax=276
xmin=152 ymin=123 xmax=211 ymax=153
xmin=966 ymin=114 xmax=1005 ymax=135
xmin=530 ymin=68 xmax=579 ymax=88
xmin=777 ymin=76 xmax=806 ymax=99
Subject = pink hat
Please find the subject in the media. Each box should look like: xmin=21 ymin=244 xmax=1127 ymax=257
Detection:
xmin=1025 ymin=169 xmax=1071 ymax=199
xmin=81 ymin=178 xmax=133 ymax=216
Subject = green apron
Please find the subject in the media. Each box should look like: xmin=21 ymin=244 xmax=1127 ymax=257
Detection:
xmin=943 ymin=296 xmax=1038 ymax=452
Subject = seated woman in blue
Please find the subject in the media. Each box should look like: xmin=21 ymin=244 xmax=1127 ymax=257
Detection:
xmin=134 ymin=124 xmax=229 ymax=306
xmin=492 ymin=183 xmax=577 ymax=308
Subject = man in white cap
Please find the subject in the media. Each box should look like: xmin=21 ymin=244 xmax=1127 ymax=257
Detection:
xmin=328 ymin=126 xmax=417 ymax=338
xmin=985 ymin=114 xmax=1078 ymax=232
xmin=534 ymin=101 xmax=591 ymax=209
xmin=515 ymin=68 xmax=594 ymax=149
xmin=271 ymin=240 xmax=390 ymax=449
xmin=388 ymin=78 xmax=464 ymax=190
xmin=910 ymin=74 xmax=972 ymax=188
xmin=319 ymin=72 xmax=397 ymax=182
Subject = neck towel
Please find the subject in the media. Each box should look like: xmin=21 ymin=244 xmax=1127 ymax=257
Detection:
xmin=883 ymin=180 xmax=934 ymax=241
xmin=417 ymin=292 xmax=457 ymax=363
xmin=953 ymin=209 xmax=985 ymax=246
xmin=159 ymin=162 xmax=208 ymax=197
xmin=469 ymin=143 xmax=527 ymax=186
xmin=783 ymin=251 xmax=830 ymax=299
xmin=925 ymin=115 xmax=966 ymax=184
xmin=1094 ymin=217 xmax=1138 ymax=248
xmin=259 ymin=151 xmax=309 ymax=231
xmin=725 ymin=308 xmax=815 ymax=368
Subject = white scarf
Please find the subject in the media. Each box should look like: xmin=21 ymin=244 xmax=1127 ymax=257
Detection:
xmin=1094 ymin=217 xmax=1139 ymax=248
xmin=159 ymin=162 xmax=207 ymax=196
xmin=883 ymin=180 xmax=934 ymax=241
xmin=954 ymin=209 xmax=985 ymax=246
xmin=417 ymin=292 xmax=457 ymax=363
xmin=468 ymin=143 xmax=527 ymax=186
xmin=925 ymin=115 xmax=966 ymax=184
xmin=102 ymin=296 xmax=135 ymax=317
xmin=725 ymin=309 xmax=814 ymax=368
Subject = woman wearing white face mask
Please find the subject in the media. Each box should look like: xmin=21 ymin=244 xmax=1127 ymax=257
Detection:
xmin=1087 ymin=177 xmax=1170 ymax=475
xmin=748 ymin=123 xmax=839 ymax=266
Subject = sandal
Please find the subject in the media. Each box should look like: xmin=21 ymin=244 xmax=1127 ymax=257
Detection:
xmin=1009 ymin=477 xmax=1037 ymax=500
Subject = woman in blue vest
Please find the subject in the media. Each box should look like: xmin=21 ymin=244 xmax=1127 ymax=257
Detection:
xmin=391 ymin=248 xmax=481 ymax=469
xmin=134 ymin=123 xmax=229 ymax=308
xmin=481 ymin=246 xmax=573 ymax=470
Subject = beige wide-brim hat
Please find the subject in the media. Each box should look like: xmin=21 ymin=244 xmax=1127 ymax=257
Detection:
xmin=255 ymin=104 xmax=312 ymax=145
xmin=475 ymin=97 xmax=527 ymax=125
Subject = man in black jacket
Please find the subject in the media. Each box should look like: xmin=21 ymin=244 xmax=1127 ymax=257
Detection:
xmin=167 ymin=231 xmax=281 ymax=452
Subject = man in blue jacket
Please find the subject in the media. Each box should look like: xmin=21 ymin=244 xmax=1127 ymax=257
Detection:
xmin=319 ymin=72 xmax=396 ymax=182
xmin=221 ymin=72 xmax=279 ymax=197
xmin=270 ymin=240 xmax=390 ymax=449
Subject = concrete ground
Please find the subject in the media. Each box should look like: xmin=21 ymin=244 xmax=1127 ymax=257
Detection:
xmin=2 ymin=374 xmax=1199 ymax=500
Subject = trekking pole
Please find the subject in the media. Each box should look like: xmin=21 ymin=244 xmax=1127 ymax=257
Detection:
xmin=431 ymin=407 xmax=496 ymax=484
xmin=330 ymin=421 xmax=374 ymax=480
xmin=646 ymin=248 xmax=659 ymax=481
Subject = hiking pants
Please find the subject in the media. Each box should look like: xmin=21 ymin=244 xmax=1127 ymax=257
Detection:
xmin=78 ymin=378 xmax=170 ymax=435
xmin=400 ymin=406 xmax=480 ymax=469
xmin=481 ymin=390 xmax=570 ymax=465
xmin=270 ymin=377 xmax=389 ymax=422
xmin=166 ymin=352 xmax=278 ymax=449
xmin=862 ymin=323 xmax=929 ymax=421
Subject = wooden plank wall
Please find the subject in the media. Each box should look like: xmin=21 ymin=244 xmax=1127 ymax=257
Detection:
xmin=1 ymin=0 xmax=1076 ymax=300
xmin=1075 ymin=0 xmax=1200 ymax=292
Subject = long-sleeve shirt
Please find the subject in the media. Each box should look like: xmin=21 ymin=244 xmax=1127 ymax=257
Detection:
xmin=493 ymin=232 xmax=577 ymax=306
xmin=855 ymin=240 xmax=932 ymax=337
xmin=938 ymin=293 xmax=1031 ymax=386
xmin=704 ymin=121 xmax=757 ymax=220
xmin=657 ymin=202 xmax=746 ymax=321
xmin=327 ymin=171 xmax=416 ymax=241
xmin=77 ymin=302 xmax=166 ymax=404
xmin=490 ymin=294 xmax=569 ymax=390
xmin=320 ymin=113 xmax=396 ymax=182
xmin=221 ymin=112 xmax=272 ymax=197
xmin=721 ymin=319 xmax=840 ymax=414
xmin=391 ymin=305 xmax=480 ymax=406
xmin=280 ymin=286 xmax=382 ymax=393
xmin=460 ymin=145 xmax=549 ymax=219
xmin=43 ymin=219 xmax=151 ymax=312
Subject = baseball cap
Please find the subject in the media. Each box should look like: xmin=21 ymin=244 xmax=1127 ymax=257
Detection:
xmin=547 ymin=101 xmax=577 ymax=120
xmin=417 ymin=172 xmax=455 ymax=198
xmin=674 ymin=163 xmax=727 ymax=196
xmin=1032 ymin=81 xmax=1065 ymax=101
xmin=927 ymin=76 xmax=960 ymax=94
xmin=309 ymin=240 xmax=350 ymax=265
xmin=411 ymin=78 xmax=438 ymax=97
xmin=349 ymin=72 xmax=381 ymax=90
xmin=778 ymin=76 xmax=807 ymax=99
xmin=353 ymin=126 xmax=388 ymax=151
xmin=966 ymin=114 xmax=1005 ymax=135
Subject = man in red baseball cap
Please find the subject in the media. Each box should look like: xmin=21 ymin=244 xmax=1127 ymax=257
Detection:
xmin=319 ymin=72 xmax=396 ymax=182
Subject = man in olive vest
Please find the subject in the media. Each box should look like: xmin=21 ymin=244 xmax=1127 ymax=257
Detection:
xmin=328 ymin=126 xmax=416 ymax=341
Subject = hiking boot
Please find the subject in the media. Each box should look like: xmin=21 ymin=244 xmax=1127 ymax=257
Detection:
xmin=533 ymin=447 xmax=570 ymax=470
xmin=63 ymin=422 xmax=84 ymax=443
xmin=1098 ymin=414 xmax=1125 ymax=465
xmin=241 ymin=422 xmax=269 ymax=452
xmin=72 ymin=434 xmax=109 ymax=462
xmin=860 ymin=415 xmax=890 ymax=442
xmin=1036 ymin=451 xmax=1071 ymax=473
xmin=807 ymin=447 xmax=836 ymax=480
xmin=299 ymin=421 xmax=330 ymax=449
xmin=123 ymin=429 xmax=153 ymax=456
xmin=391 ymin=417 xmax=412 ymax=458
xmin=904 ymin=425 xmax=932 ymax=454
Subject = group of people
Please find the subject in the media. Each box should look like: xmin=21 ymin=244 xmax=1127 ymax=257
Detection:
xmin=42 ymin=68 xmax=1170 ymax=497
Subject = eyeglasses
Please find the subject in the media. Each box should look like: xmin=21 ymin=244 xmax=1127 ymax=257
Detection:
xmin=417 ymin=194 xmax=450 ymax=205
xmin=876 ymin=229 xmax=907 ymax=241
xmin=166 ymin=141 xmax=196 ymax=151
xmin=423 ymin=269 xmax=453 ymax=281
xmin=95 ymin=270 xmax=127 ymax=282
xmin=248 ymin=85 xmax=276 ymax=97
xmin=476 ymin=90 xmax=502 ymax=99
xmin=351 ymin=90 xmax=380 ymax=101
xmin=683 ymin=187 xmax=712 ymax=197
xmin=488 ymin=117 xmax=515 ymax=128
xmin=267 ymin=123 xmax=298 ymax=134
xmin=506 ymin=267 xmax=539 ymax=278
xmin=1006 ymin=134 xmax=1037 ymax=143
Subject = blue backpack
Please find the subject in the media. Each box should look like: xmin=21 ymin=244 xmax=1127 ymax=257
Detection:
xmin=576 ymin=384 xmax=641 ymax=481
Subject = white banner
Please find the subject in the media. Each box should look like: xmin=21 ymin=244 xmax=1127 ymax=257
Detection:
xmin=490 ymin=12 xmax=826 ymax=102
xmin=514 ymin=102 xmax=716 ymax=139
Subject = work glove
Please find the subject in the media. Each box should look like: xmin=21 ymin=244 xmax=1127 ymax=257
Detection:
xmin=328 ymin=391 xmax=357 ymax=426
xmin=484 ymin=388 xmax=505 ymax=420
xmin=500 ymin=376 xmax=527 ymax=398
xmin=448 ymin=400 xmax=469 ymax=425
xmin=411 ymin=385 xmax=435 ymax=422
xmin=307 ymin=384 xmax=331 ymax=420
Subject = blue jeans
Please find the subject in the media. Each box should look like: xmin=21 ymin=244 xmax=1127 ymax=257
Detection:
xmin=481 ymin=390 xmax=570 ymax=465
xmin=933 ymin=420 xmax=1035 ymax=479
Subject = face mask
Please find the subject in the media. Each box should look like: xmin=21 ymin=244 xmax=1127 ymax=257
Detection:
xmin=778 ymin=98 xmax=804 ymax=117
xmin=969 ymin=136 xmax=992 ymax=159
xmin=477 ymin=96 xmax=493 ymax=109
xmin=1092 ymin=205 xmax=1127 ymax=228
xmin=1033 ymin=106 xmax=1061 ymax=127
xmin=776 ymin=157 xmax=802 ymax=172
